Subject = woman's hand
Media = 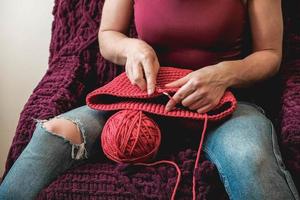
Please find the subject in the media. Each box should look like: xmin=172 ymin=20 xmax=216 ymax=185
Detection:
xmin=123 ymin=38 xmax=160 ymax=95
xmin=164 ymin=64 xmax=230 ymax=113
xmin=98 ymin=0 xmax=160 ymax=95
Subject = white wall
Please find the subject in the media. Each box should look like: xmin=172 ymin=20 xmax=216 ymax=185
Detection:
xmin=0 ymin=0 xmax=54 ymax=176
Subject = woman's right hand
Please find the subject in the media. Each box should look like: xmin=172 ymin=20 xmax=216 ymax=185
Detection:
xmin=99 ymin=0 xmax=159 ymax=95
xmin=123 ymin=38 xmax=160 ymax=95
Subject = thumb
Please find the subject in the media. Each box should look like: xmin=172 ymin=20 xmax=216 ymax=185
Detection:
xmin=165 ymin=74 xmax=190 ymax=87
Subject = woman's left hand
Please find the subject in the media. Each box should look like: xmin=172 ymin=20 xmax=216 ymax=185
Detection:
xmin=164 ymin=64 xmax=230 ymax=113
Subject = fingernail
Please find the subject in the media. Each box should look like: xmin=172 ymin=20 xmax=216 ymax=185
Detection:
xmin=165 ymin=104 xmax=169 ymax=111
xmin=148 ymin=88 xmax=153 ymax=95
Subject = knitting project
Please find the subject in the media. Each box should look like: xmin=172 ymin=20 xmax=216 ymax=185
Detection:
xmin=86 ymin=66 xmax=237 ymax=199
xmin=2 ymin=0 xmax=299 ymax=199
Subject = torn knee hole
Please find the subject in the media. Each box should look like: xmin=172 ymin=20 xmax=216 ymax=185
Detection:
xmin=34 ymin=117 xmax=88 ymax=160
xmin=43 ymin=118 xmax=83 ymax=145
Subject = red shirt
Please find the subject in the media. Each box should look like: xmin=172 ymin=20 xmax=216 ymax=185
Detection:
xmin=133 ymin=0 xmax=247 ymax=70
xmin=133 ymin=0 xmax=248 ymax=132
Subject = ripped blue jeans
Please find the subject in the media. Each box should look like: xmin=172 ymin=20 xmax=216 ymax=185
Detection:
xmin=0 ymin=102 xmax=299 ymax=200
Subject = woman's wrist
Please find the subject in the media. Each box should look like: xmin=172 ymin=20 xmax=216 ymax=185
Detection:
xmin=214 ymin=60 xmax=241 ymax=89
xmin=216 ymin=50 xmax=282 ymax=89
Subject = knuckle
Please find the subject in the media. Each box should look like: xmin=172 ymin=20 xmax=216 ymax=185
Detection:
xmin=141 ymin=51 xmax=153 ymax=60
xmin=207 ymin=97 xmax=214 ymax=103
xmin=193 ymin=102 xmax=201 ymax=109
xmin=133 ymin=77 xmax=142 ymax=84
xmin=201 ymin=90 xmax=208 ymax=96
xmin=140 ymin=53 xmax=147 ymax=60
xmin=189 ymin=105 xmax=196 ymax=110
xmin=190 ymin=79 xmax=200 ymax=87
xmin=132 ymin=73 xmax=142 ymax=83
xmin=181 ymin=100 xmax=189 ymax=107
xmin=144 ymin=70 xmax=152 ymax=77
xmin=212 ymin=100 xmax=219 ymax=107
xmin=206 ymin=106 xmax=213 ymax=113
xmin=196 ymin=89 xmax=202 ymax=94
xmin=176 ymin=93 xmax=185 ymax=100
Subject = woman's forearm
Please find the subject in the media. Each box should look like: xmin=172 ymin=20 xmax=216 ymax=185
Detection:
xmin=98 ymin=30 xmax=131 ymax=66
xmin=217 ymin=50 xmax=282 ymax=88
xmin=98 ymin=0 xmax=134 ymax=66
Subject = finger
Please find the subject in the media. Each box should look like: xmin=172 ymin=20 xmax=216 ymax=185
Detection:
xmin=125 ymin=60 xmax=134 ymax=83
xmin=142 ymin=59 xmax=157 ymax=95
xmin=164 ymin=73 xmax=191 ymax=88
xmin=151 ymin=56 xmax=160 ymax=85
xmin=197 ymin=103 xmax=213 ymax=114
xmin=165 ymin=82 xmax=194 ymax=111
xmin=125 ymin=62 xmax=134 ymax=84
xmin=153 ymin=56 xmax=160 ymax=77
xmin=181 ymin=91 xmax=204 ymax=107
xmin=132 ymin=63 xmax=147 ymax=91
xmin=189 ymin=98 xmax=207 ymax=110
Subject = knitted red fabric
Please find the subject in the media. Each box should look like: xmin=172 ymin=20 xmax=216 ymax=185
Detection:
xmin=86 ymin=66 xmax=237 ymax=199
xmin=86 ymin=66 xmax=236 ymax=121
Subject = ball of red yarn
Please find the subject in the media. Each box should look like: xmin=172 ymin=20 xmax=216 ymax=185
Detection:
xmin=101 ymin=110 xmax=161 ymax=163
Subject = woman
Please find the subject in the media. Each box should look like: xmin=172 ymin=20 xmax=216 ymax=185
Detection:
xmin=0 ymin=0 xmax=299 ymax=199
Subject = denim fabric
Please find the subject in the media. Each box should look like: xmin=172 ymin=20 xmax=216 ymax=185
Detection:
xmin=203 ymin=102 xmax=299 ymax=200
xmin=0 ymin=106 xmax=111 ymax=200
xmin=0 ymin=102 xmax=299 ymax=200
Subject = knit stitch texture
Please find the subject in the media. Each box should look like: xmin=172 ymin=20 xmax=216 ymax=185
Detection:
xmin=86 ymin=66 xmax=237 ymax=121
xmin=1 ymin=0 xmax=299 ymax=199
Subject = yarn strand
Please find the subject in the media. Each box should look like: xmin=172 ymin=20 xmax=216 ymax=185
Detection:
xmin=134 ymin=160 xmax=181 ymax=200
xmin=101 ymin=89 xmax=210 ymax=200
xmin=193 ymin=114 xmax=208 ymax=200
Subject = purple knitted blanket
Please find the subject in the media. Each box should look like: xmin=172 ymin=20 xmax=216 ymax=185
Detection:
xmin=280 ymin=0 xmax=300 ymax=189
xmin=2 ymin=0 xmax=299 ymax=199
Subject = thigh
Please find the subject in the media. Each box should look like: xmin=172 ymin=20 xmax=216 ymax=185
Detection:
xmin=203 ymin=101 xmax=271 ymax=160
xmin=202 ymin=101 xmax=299 ymax=200
xmin=203 ymin=102 xmax=272 ymax=199
xmin=0 ymin=105 xmax=112 ymax=199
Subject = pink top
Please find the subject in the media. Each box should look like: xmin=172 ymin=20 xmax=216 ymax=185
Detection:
xmin=133 ymin=0 xmax=247 ymax=70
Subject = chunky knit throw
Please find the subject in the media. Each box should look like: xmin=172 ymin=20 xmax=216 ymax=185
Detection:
xmin=1 ymin=0 xmax=299 ymax=199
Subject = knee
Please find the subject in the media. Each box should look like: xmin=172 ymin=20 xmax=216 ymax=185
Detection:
xmin=217 ymin=134 xmax=272 ymax=174
xmin=220 ymin=118 xmax=273 ymax=167
xmin=212 ymin=125 xmax=273 ymax=173
xmin=43 ymin=118 xmax=83 ymax=144
xmin=232 ymin=143 xmax=268 ymax=169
